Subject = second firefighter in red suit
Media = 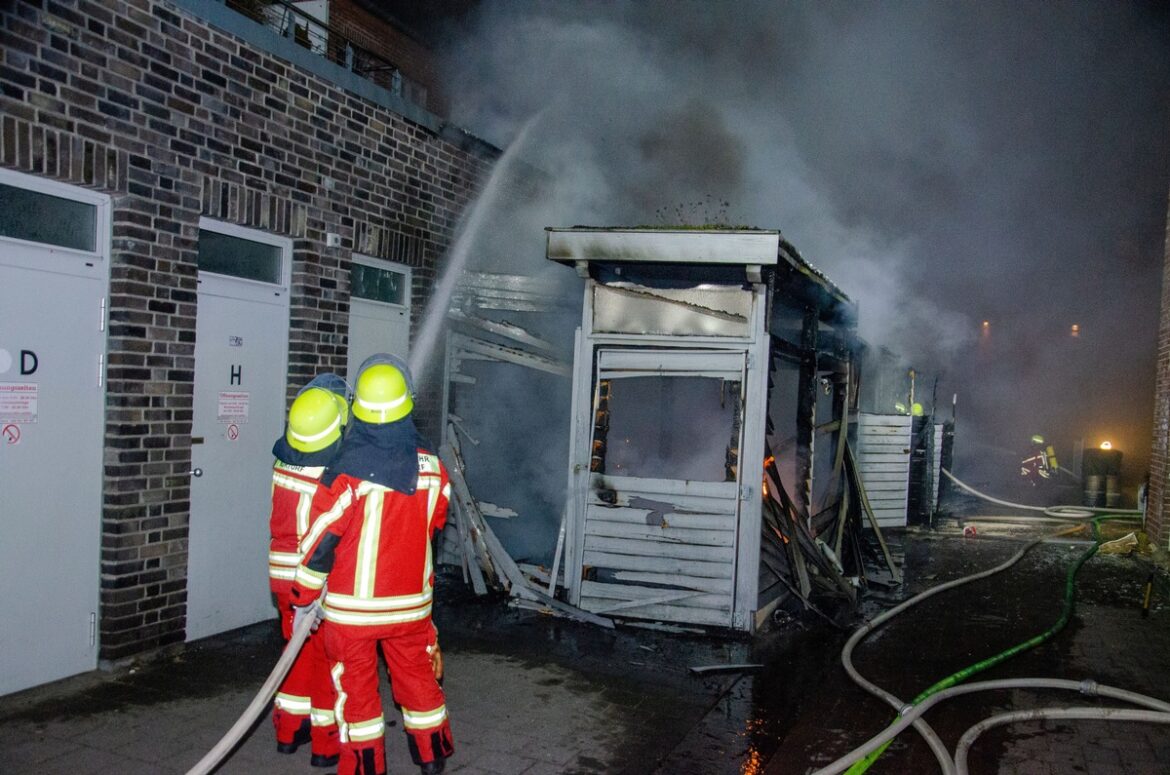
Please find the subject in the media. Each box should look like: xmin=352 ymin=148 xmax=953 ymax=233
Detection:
xmin=291 ymin=355 xmax=454 ymax=775
xmin=269 ymin=376 xmax=352 ymax=767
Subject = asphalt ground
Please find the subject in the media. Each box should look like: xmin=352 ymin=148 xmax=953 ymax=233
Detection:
xmin=3 ymin=520 xmax=1169 ymax=774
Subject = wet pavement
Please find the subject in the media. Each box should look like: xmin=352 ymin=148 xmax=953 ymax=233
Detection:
xmin=3 ymin=520 xmax=1170 ymax=774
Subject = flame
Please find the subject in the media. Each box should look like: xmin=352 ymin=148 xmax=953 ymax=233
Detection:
xmin=741 ymin=746 xmax=764 ymax=774
xmin=1100 ymin=441 xmax=1112 ymax=450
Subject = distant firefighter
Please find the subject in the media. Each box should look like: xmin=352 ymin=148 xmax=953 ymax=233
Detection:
xmin=1020 ymin=434 xmax=1058 ymax=486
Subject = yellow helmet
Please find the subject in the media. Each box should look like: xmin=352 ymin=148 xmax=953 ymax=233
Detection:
xmin=353 ymin=363 xmax=413 ymax=424
xmin=333 ymin=393 xmax=350 ymax=428
xmin=299 ymin=373 xmax=350 ymax=428
xmin=286 ymin=387 xmax=344 ymax=452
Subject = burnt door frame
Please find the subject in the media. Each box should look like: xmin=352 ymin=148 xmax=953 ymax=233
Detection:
xmin=564 ymin=279 xmax=769 ymax=631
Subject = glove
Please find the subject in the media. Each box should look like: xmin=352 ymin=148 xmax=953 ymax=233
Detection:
xmin=426 ymin=640 xmax=444 ymax=682
xmin=292 ymin=600 xmax=323 ymax=634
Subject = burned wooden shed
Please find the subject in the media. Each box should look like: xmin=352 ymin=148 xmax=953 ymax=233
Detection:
xmin=545 ymin=227 xmax=878 ymax=632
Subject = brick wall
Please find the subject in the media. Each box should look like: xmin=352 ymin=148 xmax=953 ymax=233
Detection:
xmin=1150 ymin=188 xmax=1170 ymax=549
xmin=0 ymin=0 xmax=494 ymax=660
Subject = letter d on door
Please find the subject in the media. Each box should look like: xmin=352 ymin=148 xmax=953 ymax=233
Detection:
xmin=20 ymin=350 xmax=38 ymax=375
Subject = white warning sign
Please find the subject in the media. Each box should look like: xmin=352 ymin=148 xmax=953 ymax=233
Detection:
xmin=0 ymin=382 xmax=38 ymax=424
xmin=217 ymin=391 xmax=250 ymax=424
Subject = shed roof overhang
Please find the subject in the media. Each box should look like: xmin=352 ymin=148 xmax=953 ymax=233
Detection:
xmin=545 ymin=227 xmax=855 ymax=326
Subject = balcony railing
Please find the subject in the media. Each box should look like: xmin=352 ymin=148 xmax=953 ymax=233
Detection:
xmin=224 ymin=0 xmax=429 ymax=112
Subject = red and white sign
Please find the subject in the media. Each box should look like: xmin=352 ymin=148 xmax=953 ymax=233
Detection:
xmin=2 ymin=423 xmax=20 ymax=445
xmin=0 ymin=382 xmax=38 ymax=424
xmin=226 ymin=423 xmax=240 ymax=441
xmin=217 ymin=391 xmax=250 ymax=424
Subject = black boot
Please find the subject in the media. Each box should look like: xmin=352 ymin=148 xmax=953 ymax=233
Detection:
xmin=419 ymin=758 xmax=446 ymax=775
xmin=276 ymin=719 xmax=312 ymax=754
xmin=311 ymin=752 xmax=340 ymax=767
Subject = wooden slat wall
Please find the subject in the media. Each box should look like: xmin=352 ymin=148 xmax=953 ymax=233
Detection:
xmin=857 ymin=413 xmax=912 ymax=528
xmin=579 ymin=474 xmax=737 ymax=626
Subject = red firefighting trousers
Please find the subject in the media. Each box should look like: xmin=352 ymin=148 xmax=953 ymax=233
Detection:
xmin=324 ymin=623 xmax=454 ymax=775
xmin=273 ymin=592 xmax=339 ymax=757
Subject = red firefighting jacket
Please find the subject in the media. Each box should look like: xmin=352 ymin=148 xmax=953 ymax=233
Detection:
xmin=268 ymin=461 xmax=352 ymax=596
xmin=291 ymin=450 xmax=449 ymax=633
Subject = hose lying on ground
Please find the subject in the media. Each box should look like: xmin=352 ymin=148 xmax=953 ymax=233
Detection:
xmin=183 ymin=609 xmax=316 ymax=775
xmin=836 ymin=525 xmax=1078 ymax=775
xmin=953 ymin=707 xmax=1170 ymax=775
xmin=828 ymin=470 xmax=1145 ymax=775
xmin=942 ymin=468 xmax=1141 ymax=520
xmin=811 ymin=677 xmax=1170 ymax=775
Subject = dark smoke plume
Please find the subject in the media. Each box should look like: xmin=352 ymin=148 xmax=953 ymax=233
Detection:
xmin=432 ymin=1 xmax=1170 ymax=502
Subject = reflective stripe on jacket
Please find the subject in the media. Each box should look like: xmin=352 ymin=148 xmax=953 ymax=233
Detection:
xmin=292 ymin=451 xmax=450 ymax=630
xmin=268 ymin=461 xmax=351 ymax=593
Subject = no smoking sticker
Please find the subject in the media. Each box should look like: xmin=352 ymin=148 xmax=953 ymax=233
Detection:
xmin=226 ymin=423 xmax=240 ymax=441
xmin=2 ymin=424 xmax=20 ymax=445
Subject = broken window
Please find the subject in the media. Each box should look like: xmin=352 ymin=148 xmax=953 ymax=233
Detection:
xmin=594 ymin=376 xmax=741 ymax=482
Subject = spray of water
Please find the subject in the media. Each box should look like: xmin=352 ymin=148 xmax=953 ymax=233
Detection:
xmin=408 ymin=113 xmax=545 ymax=385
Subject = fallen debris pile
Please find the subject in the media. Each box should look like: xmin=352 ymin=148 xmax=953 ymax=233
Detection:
xmin=756 ymin=439 xmax=902 ymax=626
xmin=440 ymin=430 xmax=614 ymax=629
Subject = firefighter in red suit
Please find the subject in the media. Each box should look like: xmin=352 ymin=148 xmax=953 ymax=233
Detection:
xmin=269 ymin=376 xmax=353 ymax=767
xmin=291 ymin=355 xmax=454 ymax=775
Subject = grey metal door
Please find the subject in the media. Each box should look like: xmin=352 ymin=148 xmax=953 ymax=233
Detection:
xmin=0 ymin=181 xmax=107 ymax=694
xmin=345 ymin=256 xmax=411 ymax=383
xmin=186 ymin=224 xmax=290 ymax=641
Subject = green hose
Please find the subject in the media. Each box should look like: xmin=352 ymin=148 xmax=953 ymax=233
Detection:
xmin=845 ymin=516 xmax=1127 ymax=775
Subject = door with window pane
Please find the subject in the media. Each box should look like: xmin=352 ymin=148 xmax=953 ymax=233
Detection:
xmin=0 ymin=173 xmax=107 ymax=695
xmin=186 ymin=221 xmax=290 ymax=641
xmin=346 ymin=256 xmax=411 ymax=383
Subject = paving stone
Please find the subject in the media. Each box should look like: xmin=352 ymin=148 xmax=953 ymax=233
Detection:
xmin=5 ymin=535 xmax=1170 ymax=774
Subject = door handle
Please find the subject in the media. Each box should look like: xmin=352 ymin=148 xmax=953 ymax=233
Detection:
xmin=190 ymin=468 xmax=203 ymax=478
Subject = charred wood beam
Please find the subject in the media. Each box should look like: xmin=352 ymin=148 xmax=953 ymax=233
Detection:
xmin=763 ymin=496 xmax=810 ymax=597
xmin=795 ymin=308 xmax=819 ymax=517
xmin=770 ymin=335 xmax=803 ymax=366
xmin=830 ymin=360 xmax=851 ymax=486
xmin=833 ymin=481 xmax=851 ymax=558
xmin=762 ymin=450 xmax=856 ymax=603
xmin=810 ymin=500 xmax=840 ymax=536
xmin=818 ymin=354 xmax=850 ymax=375
xmin=769 ymin=336 xmax=850 ymax=371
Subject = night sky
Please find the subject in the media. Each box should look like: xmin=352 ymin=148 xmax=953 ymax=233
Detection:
xmin=427 ymin=1 xmax=1170 ymax=498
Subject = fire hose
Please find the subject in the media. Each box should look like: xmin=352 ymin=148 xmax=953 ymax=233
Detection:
xmin=825 ymin=470 xmax=1147 ymax=775
xmin=812 ymin=677 xmax=1170 ymax=775
xmin=183 ymin=601 xmax=320 ymax=775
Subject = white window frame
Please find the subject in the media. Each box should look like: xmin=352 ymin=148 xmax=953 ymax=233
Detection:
xmin=0 ymin=169 xmax=110 ymax=280
xmin=196 ymin=217 xmax=292 ymax=306
xmin=350 ymin=253 xmax=412 ymax=312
